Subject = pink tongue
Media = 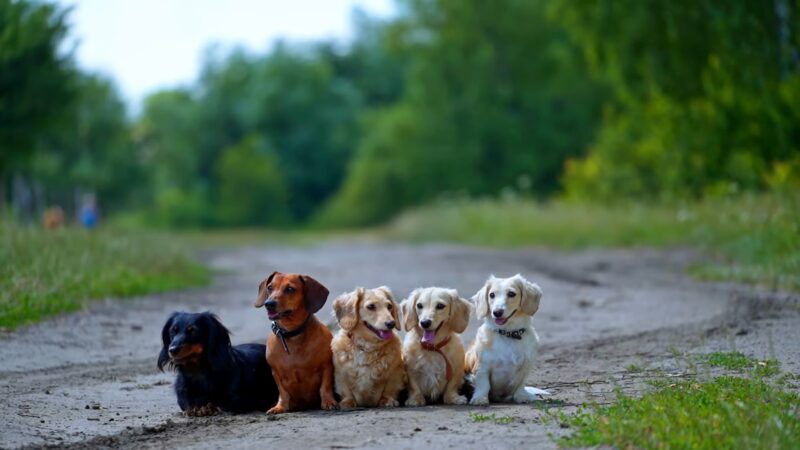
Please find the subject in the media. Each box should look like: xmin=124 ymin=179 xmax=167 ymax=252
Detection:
xmin=495 ymin=317 xmax=508 ymax=326
xmin=422 ymin=330 xmax=436 ymax=343
xmin=378 ymin=330 xmax=393 ymax=340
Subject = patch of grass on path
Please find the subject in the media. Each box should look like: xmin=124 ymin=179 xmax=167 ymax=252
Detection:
xmin=0 ymin=223 xmax=210 ymax=330
xmin=559 ymin=376 xmax=800 ymax=450
xmin=384 ymin=192 xmax=800 ymax=291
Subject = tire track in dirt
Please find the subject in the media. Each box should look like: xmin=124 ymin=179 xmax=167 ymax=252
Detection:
xmin=2 ymin=242 xmax=794 ymax=449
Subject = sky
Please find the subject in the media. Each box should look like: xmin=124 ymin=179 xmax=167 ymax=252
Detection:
xmin=57 ymin=0 xmax=396 ymax=109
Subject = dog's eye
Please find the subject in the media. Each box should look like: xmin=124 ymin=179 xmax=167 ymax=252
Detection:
xmin=285 ymin=286 xmax=295 ymax=294
xmin=186 ymin=326 xmax=194 ymax=333
xmin=366 ymin=304 xmax=376 ymax=310
xmin=170 ymin=325 xmax=178 ymax=334
xmin=387 ymin=304 xmax=393 ymax=311
xmin=507 ymin=291 xmax=516 ymax=298
xmin=267 ymin=284 xmax=273 ymax=291
xmin=436 ymin=303 xmax=446 ymax=310
xmin=416 ymin=303 xmax=423 ymax=309
xmin=489 ymin=292 xmax=495 ymax=299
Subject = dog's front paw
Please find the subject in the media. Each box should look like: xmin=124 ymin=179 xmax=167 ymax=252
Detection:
xmin=339 ymin=398 xmax=357 ymax=409
xmin=405 ymin=394 xmax=426 ymax=407
xmin=267 ymin=404 xmax=286 ymax=415
xmin=321 ymin=397 xmax=339 ymax=411
xmin=445 ymin=395 xmax=468 ymax=405
xmin=185 ymin=403 xmax=220 ymax=417
xmin=378 ymin=397 xmax=399 ymax=408
xmin=469 ymin=395 xmax=489 ymax=406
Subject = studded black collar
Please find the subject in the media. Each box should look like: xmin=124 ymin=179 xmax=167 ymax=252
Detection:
xmin=496 ymin=328 xmax=526 ymax=340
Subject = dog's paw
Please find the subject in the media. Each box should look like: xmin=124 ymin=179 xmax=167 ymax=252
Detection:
xmin=266 ymin=405 xmax=286 ymax=415
xmin=339 ymin=398 xmax=357 ymax=409
xmin=405 ymin=394 xmax=426 ymax=407
xmin=378 ymin=397 xmax=400 ymax=408
xmin=185 ymin=403 xmax=220 ymax=417
xmin=321 ymin=397 xmax=339 ymax=411
xmin=446 ymin=395 xmax=468 ymax=405
xmin=469 ymin=395 xmax=489 ymax=406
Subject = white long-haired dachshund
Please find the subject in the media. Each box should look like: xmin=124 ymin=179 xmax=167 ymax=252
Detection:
xmin=465 ymin=274 xmax=548 ymax=405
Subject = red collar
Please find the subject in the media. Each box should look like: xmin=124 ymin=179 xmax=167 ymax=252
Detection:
xmin=421 ymin=335 xmax=453 ymax=381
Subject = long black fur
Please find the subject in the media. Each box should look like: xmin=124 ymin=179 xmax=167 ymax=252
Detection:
xmin=157 ymin=311 xmax=278 ymax=413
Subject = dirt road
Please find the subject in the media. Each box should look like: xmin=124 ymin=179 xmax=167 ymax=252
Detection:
xmin=2 ymin=242 xmax=798 ymax=449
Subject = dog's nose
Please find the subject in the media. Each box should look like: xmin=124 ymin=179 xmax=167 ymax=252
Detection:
xmin=385 ymin=320 xmax=396 ymax=330
xmin=492 ymin=309 xmax=505 ymax=318
xmin=264 ymin=300 xmax=278 ymax=311
xmin=168 ymin=345 xmax=179 ymax=355
xmin=420 ymin=319 xmax=432 ymax=329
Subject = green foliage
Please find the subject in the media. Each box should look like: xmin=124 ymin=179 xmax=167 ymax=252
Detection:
xmin=319 ymin=0 xmax=606 ymax=226
xmin=0 ymin=222 xmax=210 ymax=330
xmin=553 ymin=0 xmax=800 ymax=200
xmin=0 ymin=0 xmax=75 ymax=173
xmin=31 ymin=73 xmax=139 ymax=211
xmin=384 ymin=192 xmax=800 ymax=291
xmin=558 ymin=377 xmax=800 ymax=449
xmin=215 ymin=136 xmax=289 ymax=226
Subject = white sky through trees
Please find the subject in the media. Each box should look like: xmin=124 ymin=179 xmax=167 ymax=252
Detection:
xmin=57 ymin=0 xmax=395 ymax=110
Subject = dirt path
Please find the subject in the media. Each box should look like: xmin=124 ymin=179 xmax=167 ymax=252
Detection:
xmin=2 ymin=242 xmax=798 ymax=449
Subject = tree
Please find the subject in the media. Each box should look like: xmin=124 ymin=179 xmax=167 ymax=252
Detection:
xmin=0 ymin=0 xmax=75 ymax=175
xmin=319 ymin=0 xmax=607 ymax=226
xmin=215 ymin=135 xmax=289 ymax=226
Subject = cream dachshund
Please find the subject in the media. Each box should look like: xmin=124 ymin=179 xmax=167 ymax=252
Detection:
xmin=331 ymin=286 xmax=406 ymax=408
xmin=466 ymin=274 xmax=549 ymax=405
xmin=401 ymin=287 xmax=472 ymax=406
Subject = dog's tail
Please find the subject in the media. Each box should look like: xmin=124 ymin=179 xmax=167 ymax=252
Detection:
xmin=524 ymin=386 xmax=551 ymax=396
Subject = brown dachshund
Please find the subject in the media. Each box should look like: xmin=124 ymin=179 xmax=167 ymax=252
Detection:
xmin=254 ymin=272 xmax=338 ymax=414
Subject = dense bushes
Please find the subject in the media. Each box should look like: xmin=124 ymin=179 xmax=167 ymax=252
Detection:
xmin=554 ymin=0 xmax=800 ymax=200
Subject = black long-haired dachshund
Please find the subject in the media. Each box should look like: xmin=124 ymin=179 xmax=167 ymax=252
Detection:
xmin=158 ymin=311 xmax=278 ymax=416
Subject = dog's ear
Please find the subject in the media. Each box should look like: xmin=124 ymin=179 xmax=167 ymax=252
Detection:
xmin=377 ymin=286 xmax=400 ymax=330
xmin=333 ymin=288 xmax=363 ymax=331
xmin=448 ymin=289 xmax=472 ymax=334
xmin=301 ymin=275 xmax=330 ymax=314
xmin=472 ymin=277 xmax=493 ymax=320
xmin=514 ymin=274 xmax=542 ymax=316
xmin=255 ymin=272 xmax=278 ymax=308
xmin=202 ymin=312 xmax=232 ymax=369
xmin=157 ymin=313 xmax=176 ymax=372
xmin=401 ymin=288 xmax=422 ymax=332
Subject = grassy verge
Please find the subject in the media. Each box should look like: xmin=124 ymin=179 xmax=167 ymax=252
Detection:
xmin=559 ymin=376 xmax=799 ymax=449
xmin=0 ymin=223 xmax=211 ymax=330
xmin=557 ymin=352 xmax=799 ymax=449
xmin=384 ymin=192 xmax=800 ymax=291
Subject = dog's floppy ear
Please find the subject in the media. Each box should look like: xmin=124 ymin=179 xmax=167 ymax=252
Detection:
xmin=472 ymin=277 xmax=493 ymax=319
xmin=514 ymin=274 xmax=542 ymax=316
xmin=202 ymin=312 xmax=232 ymax=369
xmin=157 ymin=313 xmax=177 ymax=372
xmin=447 ymin=289 xmax=472 ymax=334
xmin=255 ymin=271 xmax=278 ymax=308
xmin=401 ymin=288 xmax=422 ymax=332
xmin=301 ymin=275 xmax=330 ymax=314
xmin=333 ymin=288 xmax=364 ymax=331
xmin=377 ymin=286 xmax=401 ymax=330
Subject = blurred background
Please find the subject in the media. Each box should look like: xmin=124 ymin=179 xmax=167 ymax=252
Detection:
xmin=2 ymin=0 xmax=800 ymax=329
xmin=3 ymin=0 xmax=797 ymax=229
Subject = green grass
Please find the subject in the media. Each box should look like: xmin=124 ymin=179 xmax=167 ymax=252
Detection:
xmin=700 ymin=352 xmax=781 ymax=377
xmin=384 ymin=192 xmax=800 ymax=291
xmin=0 ymin=223 xmax=211 ymax=330
xmin=559 ymin=377 xmax=800 ymax=449
xmin=469 ymin=412 xmax=515 ymax=424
